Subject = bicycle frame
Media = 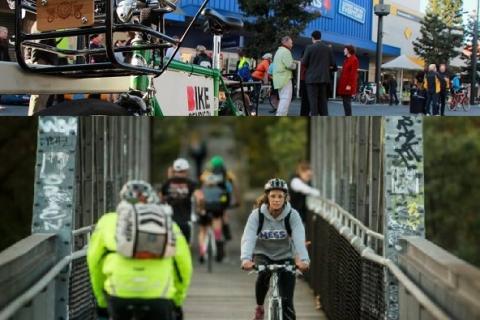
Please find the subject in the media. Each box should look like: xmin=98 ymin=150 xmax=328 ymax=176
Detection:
xmin=205 ymin=225 xmax=217 ymax=273
xmin=268 ymin=270 xmax=283 ymax=320
xmin=12 ymin=0 xmax=243 ymax=116
xmin=254 ymin=264 xmax=297 ymax=320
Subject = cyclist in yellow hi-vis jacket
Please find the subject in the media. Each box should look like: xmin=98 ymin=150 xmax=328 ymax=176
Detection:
xmin=87 ymin=180 xmax=192 ymax=320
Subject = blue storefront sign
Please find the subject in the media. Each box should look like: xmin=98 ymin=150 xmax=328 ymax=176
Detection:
xmin=338 ymin=0 xmax=366 ymax=24
xmin=305 ymin=0 xmax=335 ymax=19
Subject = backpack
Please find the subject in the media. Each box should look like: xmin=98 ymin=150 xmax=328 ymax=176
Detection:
xmin=202 ymin=183 xmax=229 ymax=212
xmin=237 ymin=60 xmax=252 ymax=82
xmin=116 ymin=201 xmax=176 ymax=259
xmin=256 ymin=209 xmax=292 ymax=237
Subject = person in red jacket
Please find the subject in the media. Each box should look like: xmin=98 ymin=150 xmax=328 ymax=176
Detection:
xmin=337 ymin=45 xmax=359 ymax=116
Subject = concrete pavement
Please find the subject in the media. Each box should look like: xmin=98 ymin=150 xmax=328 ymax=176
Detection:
xmin=3 ymin=99 xmax=480 ymax=116
xmin=256 ymin=99 xmax=480 ymax=116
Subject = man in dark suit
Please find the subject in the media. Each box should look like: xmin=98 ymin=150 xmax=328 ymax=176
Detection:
xmin=302 ymin=30 xmax=336 ymax=116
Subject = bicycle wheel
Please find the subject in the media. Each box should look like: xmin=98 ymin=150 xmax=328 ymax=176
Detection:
xmin=359 ymin=94 xmax=368 ymax=105
xmin=448 ymin=98 xmax=457 ymax=111
xmin=207 ymin=231 xmax=213 ymax=273
xmin=269 ymin=300 xmax=282 ymax=320
xmin=462 ymin=97 xmax=471 ymax=112
xmin=231 ymin=92 xmax=251 ymax=116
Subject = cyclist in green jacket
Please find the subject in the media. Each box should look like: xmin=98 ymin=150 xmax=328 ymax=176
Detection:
xmin=87 ymin=180 xmax=193 ymax=320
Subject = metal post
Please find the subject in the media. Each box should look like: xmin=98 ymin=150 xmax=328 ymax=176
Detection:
xmin=32 ymin=117 xmax=79 ymax=320
xmin=375 ymin=2 xmax=384 ymax=102
xmin=375 ymin=2 xmax=390 ymax=102
xmin=383 ymin=117 xmax=425 ymax=320
xmin=471 ymin=2 xmax=480 ymax=106
xmin=212 ymin=35 xmax=222 ymax=72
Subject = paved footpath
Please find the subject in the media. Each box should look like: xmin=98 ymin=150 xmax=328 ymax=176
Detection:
xmin=184 ymin=209 xmax=327 ymax=320
xmin=257 ymin=99 xmax=480 ymax=117
xmin=4 ymin=100 xmax=478 ymax=117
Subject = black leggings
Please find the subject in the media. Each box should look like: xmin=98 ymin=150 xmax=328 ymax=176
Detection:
xmin=254 ymin=255 xmax=296 ymax=320
xmin=107 ymin=295 xmax=174 ymax=320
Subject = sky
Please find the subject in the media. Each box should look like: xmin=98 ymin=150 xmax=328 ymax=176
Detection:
xmin=420 ymin=0 xmax=477 ymax=12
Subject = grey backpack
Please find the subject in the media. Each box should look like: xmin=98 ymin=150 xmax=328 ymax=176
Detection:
xmin=116 ymin=201 xmax=176 ymax=259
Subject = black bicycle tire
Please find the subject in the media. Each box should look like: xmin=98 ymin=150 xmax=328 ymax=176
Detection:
xmin=462 ymin=98 xmax=471 ymax=112
xmin=231 ymin=92 xmax=251 ymax=116
xmin=36 ymin=99 xmax=133 ymax=116
xmin=207 ymin=231 xmax=213 ymax=273
xmin=271 ymin=300 xmax=282 ymax=320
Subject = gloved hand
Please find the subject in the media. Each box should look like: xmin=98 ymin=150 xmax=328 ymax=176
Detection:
xmin=173 ymin=305 xmax=183 ymax=320
xmin=96 ymin=306 xmax=109 ymax=319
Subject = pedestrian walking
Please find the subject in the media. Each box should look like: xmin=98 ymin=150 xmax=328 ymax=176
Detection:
xmin=89 ymin=34 xmax=107 ymax=63
xmin=193 ymin=45 xmax=212 ymax=68
xmin=423 ymin=64 xmax=441 ymax=115
xmin=272 ymin=36 xmax=297 ymax=116
xmin=0 ymin=26 xmax=11 ymax=62
xmin=302 ymin=30 xmax=336 ymax=116
xmin=389 ymin=76 xmax=399 ymax=105
xmin=299 ymin=50 xmax=310 ymax=116
xmin=438 ymin=64 xmax=450 ymax=116
xmin=337 ymin=45 xmax=359 ymax=116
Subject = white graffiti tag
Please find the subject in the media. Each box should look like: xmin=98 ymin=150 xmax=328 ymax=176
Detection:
xmin=38 ymin=152 xmax=71 ymax=231
xmin=39 ymin=117 xmax=78 ymax=134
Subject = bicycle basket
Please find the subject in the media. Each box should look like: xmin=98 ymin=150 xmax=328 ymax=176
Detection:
xmin=14 ymin=0 xmax=209 ymax=77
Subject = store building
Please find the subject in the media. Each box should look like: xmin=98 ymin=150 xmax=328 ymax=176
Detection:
xmin=171 ymin=0 xmax=402 ymax=83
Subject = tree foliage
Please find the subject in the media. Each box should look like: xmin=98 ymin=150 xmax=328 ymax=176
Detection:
xmin=237 ymin=0 xmax=319 ymax=58
xmin=413 ymin=0 xmax=464 ymax=66
xmin=0 ymin=119 xmax=37 ymax=251
xmin=424 ymin=118 xmax=480 ymax=267
xmin=234 ymin=118 xmax=308 ymax=187
xmin=460 ymin=14 xmax=480 ymax=82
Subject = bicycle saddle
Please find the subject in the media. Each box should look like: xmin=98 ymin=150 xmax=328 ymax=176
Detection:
xmin=202 ymin=8 xmax=244 ymax=35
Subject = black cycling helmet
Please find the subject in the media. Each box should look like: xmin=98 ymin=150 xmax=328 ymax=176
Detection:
xmin=264 ymin=178 xmax=288 ymax=194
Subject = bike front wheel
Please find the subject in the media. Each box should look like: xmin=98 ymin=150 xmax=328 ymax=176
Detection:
xmin=269 ymin=299 xmax=282 ymax=320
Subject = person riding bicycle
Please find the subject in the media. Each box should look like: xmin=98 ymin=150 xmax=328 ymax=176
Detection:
xmin=198 ymin=156 xmax=238 ymax=262
xmin=451 ymin=74 xmax=462 ymax=94
xmin=161 ymin=158 xmax=202 ymax=243
xmin=87 ymin=180 xmax=192 ymax=320
xmin=241 ymin=178 xmax=310 ymax=320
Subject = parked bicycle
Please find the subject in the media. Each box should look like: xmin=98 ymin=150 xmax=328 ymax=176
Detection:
xmin=10 ymin=0 xmax=247 ymax=116
xmin=449 ymin=88 xmax=471 ymax=112
xmin=355 ymin=83 xmax=376 ymax=105
xmin=258 ymin=84 xmax=278 ymax=113
xmin=249 ymin=264 xmax=300 ymax=320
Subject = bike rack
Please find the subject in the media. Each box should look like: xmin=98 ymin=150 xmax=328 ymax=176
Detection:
xmin=14 ymin=0 xmax=210 ymax=78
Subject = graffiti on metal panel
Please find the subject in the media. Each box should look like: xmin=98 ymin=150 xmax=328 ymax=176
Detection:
xmin=394 ymin=117 xmax=421 ymax=169
xmin=391 ymin=166 xmax=419 ymax=195
xmin=39 ymin=151 xmax=71 ymax=231
xmin=39 ymin=117 xmax=78 ymax=134
xmin=39 ymin=136 xmax=74 ymax=148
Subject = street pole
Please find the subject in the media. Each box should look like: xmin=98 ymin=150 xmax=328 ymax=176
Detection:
xmin=471 ymin=1 xmax=480 ymax=105
xmin=375 ymin=1 xmax=390 ymax=102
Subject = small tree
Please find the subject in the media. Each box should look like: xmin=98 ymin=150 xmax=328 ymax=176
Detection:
xmin=237 ymin=0 xmax=319 ymax=58
xmin=461 ymin=14 xmax=480 ymax=81
xmin=413 ymin=0 xmax=464 ymax=66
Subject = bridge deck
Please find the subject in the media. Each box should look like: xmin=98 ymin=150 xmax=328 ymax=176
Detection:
xmin=183 ymin=209 xmax=327 ymax=320
xmin=184 ymin=258 xmax=326 ymax=320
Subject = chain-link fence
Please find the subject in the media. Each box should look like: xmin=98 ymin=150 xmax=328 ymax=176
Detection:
xmin=305 ymin=202 xmax=386 ymax=320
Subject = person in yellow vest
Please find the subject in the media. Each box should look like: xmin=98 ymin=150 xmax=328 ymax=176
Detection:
xmin=423 ymin=64 xmax=441 ymax=115
xmin=87 ymin=180 xmax=192 ymax=320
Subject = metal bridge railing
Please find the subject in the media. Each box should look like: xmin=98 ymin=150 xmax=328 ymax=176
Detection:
xmin=0 ymin=227 xmax=95 ymax=320
xmin=306 ymin=196 xmax=450 ymax=320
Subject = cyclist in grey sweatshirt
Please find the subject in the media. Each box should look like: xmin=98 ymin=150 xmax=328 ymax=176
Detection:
xmin=241 ymin=178 xmax=310 ymax=320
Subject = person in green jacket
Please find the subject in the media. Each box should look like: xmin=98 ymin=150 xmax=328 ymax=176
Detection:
xmin=272 ymin=36 xmax=297 ymax=116
xmin=87 ymin=180 xmax=193 ymax=320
